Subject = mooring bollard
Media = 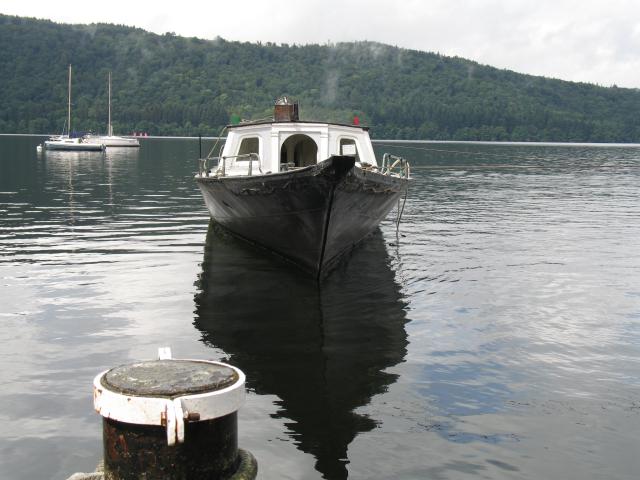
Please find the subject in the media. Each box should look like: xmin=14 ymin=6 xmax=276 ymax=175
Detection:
xmin=92 ymin=348 xmax=257 ymax=480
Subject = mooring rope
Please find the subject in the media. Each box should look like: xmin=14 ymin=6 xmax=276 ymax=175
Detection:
xmin=375 ymin=142 xmax=528 ymax=160
xmin=374 ymin=142 xmax=640 ymax=169
xmin=395 ymin=186 xmax=408 ymax=236
xmin=396 ymin=163 xmax=638 ymax=170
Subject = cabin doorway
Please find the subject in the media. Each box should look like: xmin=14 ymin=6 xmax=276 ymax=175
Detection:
xmin=280 ymin=134 xmax=318 ymax=168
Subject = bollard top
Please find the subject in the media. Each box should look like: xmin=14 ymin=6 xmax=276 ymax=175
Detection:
xmin=94 ymin=356 xmax=246 ymax=446
xmin=102 ymin=360 xmax=238 ymax=398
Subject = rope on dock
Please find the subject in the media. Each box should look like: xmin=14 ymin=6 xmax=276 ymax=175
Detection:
xmin=229 ymin=449 xmax=259 ymax=480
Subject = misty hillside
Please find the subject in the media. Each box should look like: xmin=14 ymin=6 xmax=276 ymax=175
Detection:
xmin=1 ymin=14 xmax=640 ymax=141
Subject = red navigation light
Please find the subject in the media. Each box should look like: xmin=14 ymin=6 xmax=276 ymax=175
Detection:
xmin=353 ymin=115 xmax=360 ymax=126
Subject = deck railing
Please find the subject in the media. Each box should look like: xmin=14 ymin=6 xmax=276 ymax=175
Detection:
xmin=199 ymin=153 xmax=261 ymax=177
xmin=199 ymin=152 xmax=409 ymax=179
xmin=381 ymin=153 xmax=410 ymax=178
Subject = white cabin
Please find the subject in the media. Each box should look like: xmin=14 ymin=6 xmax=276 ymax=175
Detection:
xmin=215 ymin=121 xmax=378 ymax=177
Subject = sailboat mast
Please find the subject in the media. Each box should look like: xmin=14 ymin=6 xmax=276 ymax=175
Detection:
xmin=67 ymin=64 xmax=72 ymax=136
xmin=108 ymin=71 xmax=112 ymax=136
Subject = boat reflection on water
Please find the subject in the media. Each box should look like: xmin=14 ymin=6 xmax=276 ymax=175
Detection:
xmin=193 ymin=223 xmax=408 ymax=479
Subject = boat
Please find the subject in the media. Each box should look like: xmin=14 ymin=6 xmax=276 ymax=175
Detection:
xmin=43 ymin=136 xmax=105 ymax=151
xmin=39 ymin=65 xmax=106 ymax=152
xmin=195 ymin=97 xmax=410 ymax=279
xmin=82 ymin=71 xmax=140 ymax=148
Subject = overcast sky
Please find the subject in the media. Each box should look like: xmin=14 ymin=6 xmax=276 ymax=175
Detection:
xmin=2 ymin=0 xmax=640 ymax=88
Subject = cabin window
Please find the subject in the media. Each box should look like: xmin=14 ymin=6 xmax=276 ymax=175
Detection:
xmin=237 ymin=136 xmax=260 ymax=158
xmin=280 ymin=134 xmax=318 ymax=168
xmin=339 ymin=138 xmax=360 ymax=162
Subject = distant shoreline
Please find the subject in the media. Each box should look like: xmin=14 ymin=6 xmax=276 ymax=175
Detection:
xmin=0 ymin=133 xmax=224 ymax=141
xmin=3 ymin=133 xmax=640 ymax=147
xmin=373 ymin=139 xmax=640 ymax=148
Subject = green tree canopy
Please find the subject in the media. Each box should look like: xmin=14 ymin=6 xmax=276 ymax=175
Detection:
xmin=1 ymin=14 xmax=640 ymax=141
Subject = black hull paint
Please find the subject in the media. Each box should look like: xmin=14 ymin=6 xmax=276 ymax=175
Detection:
xmin=196 ymin=156 xmax=408 ymax=278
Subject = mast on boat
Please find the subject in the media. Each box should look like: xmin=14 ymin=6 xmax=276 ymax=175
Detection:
xmin=67 ymin=64 xmax=72 ymax=136
xmin=108 ymin=71 xmax=113 ymax=137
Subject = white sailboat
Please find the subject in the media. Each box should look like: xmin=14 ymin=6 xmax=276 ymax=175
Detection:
xmin=40 ymin=65 xmax=105 ymax=152
xmin=83 ymin=71 xmax=140 ymax=147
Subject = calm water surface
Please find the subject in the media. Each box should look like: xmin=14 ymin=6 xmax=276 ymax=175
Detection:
xmin=0 ymin=136 xmax=639 ymax=479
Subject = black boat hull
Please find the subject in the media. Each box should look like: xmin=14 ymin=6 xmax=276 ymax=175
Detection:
xmin=195 ymin=156 xmax=408 ymax=278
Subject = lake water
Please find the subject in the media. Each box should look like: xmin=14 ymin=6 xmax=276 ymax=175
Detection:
xmin=1 ymin=135 xmax=639 ymax=479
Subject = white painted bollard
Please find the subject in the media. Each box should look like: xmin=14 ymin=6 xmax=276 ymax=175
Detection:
xmin=90 ymin=348 xmax=257 ymax=480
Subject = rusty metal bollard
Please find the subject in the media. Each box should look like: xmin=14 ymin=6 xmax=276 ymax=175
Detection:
xmin=93 ymin=348 xmax=257 ymax=480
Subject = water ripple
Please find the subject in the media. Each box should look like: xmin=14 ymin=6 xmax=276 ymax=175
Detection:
xmin=1 ymin=138 xmax=639 ymax=479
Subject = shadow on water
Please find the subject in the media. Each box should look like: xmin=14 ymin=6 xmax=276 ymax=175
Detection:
xmin=193 ymin=222 xmax=409 ymax=479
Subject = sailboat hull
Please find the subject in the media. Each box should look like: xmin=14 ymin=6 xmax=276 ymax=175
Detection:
xmin=83 ymin=135 xmax=140 ymax=147
xmin=44 ymin=139 xmax=105 ymax=151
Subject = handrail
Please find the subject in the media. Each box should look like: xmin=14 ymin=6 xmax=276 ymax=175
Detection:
xmin=197 ymin=126 xmax=228 ymax=177
xmin=202 ymin=150 xmax=408 ymax=179
xmin=219 ymin=153 xmax=261 ymax=177
xmin=198 ymin=158 xmax=208 ymax=176
xmin=380 ymin=153 xmax=411 ymax=236
xmin=382 ymin=153 xmax=410 ymax=178
xmin=221 ymin=153 xmax=260 ymax=161
xmin=199 ymin=153 xmax=262 ymax=178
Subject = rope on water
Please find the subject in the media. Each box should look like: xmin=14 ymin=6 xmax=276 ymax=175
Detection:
xmin=394 ymin=163 xmax=640 ymax=170
xmin=375 ymin=142 xmax=527 ymax=160
xmin=396 ymin=186 xmax=408 ymax=236
xmin=373 ymin=142 xmax=640 ymax=169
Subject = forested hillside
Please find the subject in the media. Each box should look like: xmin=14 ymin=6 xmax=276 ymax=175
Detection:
xmin=1 ymin=14 xmax=640 ymax=141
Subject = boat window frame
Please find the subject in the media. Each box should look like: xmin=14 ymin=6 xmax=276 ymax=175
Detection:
xmin=234 ymin=134 xmax=262 ymax=161
xmin=337 ymin=135 xmax=362 ymax=162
